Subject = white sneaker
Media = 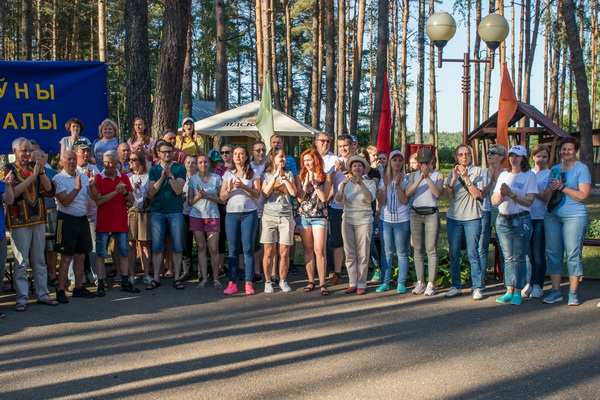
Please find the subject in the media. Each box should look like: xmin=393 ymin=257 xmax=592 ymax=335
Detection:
xmin=264 ymin=282 xmax=274 ymax=294
xmin=143 ymin=275 xmax=153 ymax=285
xmin=531 ymin=284 xmax=544 ymax=298
xmin=597 ymin=301 xmax=600 ymax=308
xmin=279 ymin=280 xmax=292 ymax=292
xmin=472 ymin=288 xmax=483 ymax=301
xmin=522 ymin=283 xmax=532 ymax=298
xmin=445 ymin=287 xmax=462 ymax=298
xmin=424 ymin=282 xmax=435 ymax=296
xmin=412 ymin=281 xmax=426 ymax=295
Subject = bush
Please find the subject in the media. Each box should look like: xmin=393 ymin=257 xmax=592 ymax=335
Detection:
xmin=586 ymin=219 xmax=600 ymax=239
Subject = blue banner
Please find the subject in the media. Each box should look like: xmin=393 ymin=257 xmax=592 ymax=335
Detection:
xmin=0 ymin=61 xmax=109 ymax=154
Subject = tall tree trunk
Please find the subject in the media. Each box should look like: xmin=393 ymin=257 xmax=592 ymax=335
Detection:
xmin=215 ymin=0 xmax=228 ymax=113
xmin=399 ymin=0 xmax=409 ymax=148
xmin=256 ymin=0 xmax=264 ymax=89
xmin=562 ymin=0 xmax=594 ymax=181
xmin=324 ymin=0 xmax=336 ymax=135
xmin=98 ymin=0 xmax=107 ymax=61
xmin=368 ymin=1 xmax=374 ymax=117
xmin=310 ymin=0 xmax=321 ymax=129
xmin=481 ymin=0 xmax=494 ymax=121
xmin=473 ymin=0 xmax=482 ymax=128
xmin=182 ymin=22 xmax=194 ymax=119
xmin=349 ymin=0 xmax=366 ymax=136
xmin=71 ymin=0 xmax=80 ymax=60
xmin=36 ymin=0 xmax=42 ymax=60
xmin=413 ymin=0 xmax=425 ymax=144
xmin=389 ymin=0 xmax=400 ymax=148
xmin=125 ymin=0 xmax=151 ymax=133
xmin=428 ymin=0 xmax=436 ymax=146
xmin=547 ymin=7 xmax=561 ymax=123
xmin=370 ymin=0 xmax=389 ymax=144
xmin=151 ymin=0 xmax=192 ymax=140
xmin=591 ymin=0 xmax=598 ymax=125
xmin=269 ymin=0 xmax=282 ymax=110
xmin=52 ymin=0 xmax=57 ymax=60
xmin=20 ymin=0 xmax=33 ymax=60
xmin=284 ymin=0 xmax=293 ymax=115
xmin=523 ymin=0 xmax=542 ymax=105
xmin=336 ymin=0 xmax=347 ymax=135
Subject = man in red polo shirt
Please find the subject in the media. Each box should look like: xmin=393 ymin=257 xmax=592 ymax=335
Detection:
xmin=89 ymin=150 xmax=138 ymax=296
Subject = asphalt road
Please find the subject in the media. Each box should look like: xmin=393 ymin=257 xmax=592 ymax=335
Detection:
xmin=1 ymin=276 xmax=599 ymax=399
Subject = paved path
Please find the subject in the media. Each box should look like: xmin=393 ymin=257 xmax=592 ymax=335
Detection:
xmin=1 ymin=277 xmax=599 ymax=399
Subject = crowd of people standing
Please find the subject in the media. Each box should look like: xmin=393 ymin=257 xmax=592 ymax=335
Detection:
xmin=1 ymin=116 xmax=598 ymax=319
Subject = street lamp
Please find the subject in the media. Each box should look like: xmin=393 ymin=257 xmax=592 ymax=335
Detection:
xmin=426 ymin=11 xmax=509 ymax=144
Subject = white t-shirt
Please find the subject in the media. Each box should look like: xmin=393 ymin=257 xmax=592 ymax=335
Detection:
xmin=380 ymin=175 xmax=410 ymax=223
xmin=251 ymin=162 xmax=266 ymax=217
xmin=52 ymin=170 xmax=90 ymax=217
xmin=409 ymin=171 xmax=443 ymax=208
xmin=494 ymin=170 xmax=538 ymax=215
xmin=321 ymin=152 xmax=337 ymax=174
xmin=188 ymin=173 xmax=222 ymax=219
xmin=223 ymin=169 xmax=259 ymax=213
xmin=331 ymin=156 xmax=349 ymax=210
xmin=129 ymin=173 xmax=149 ymax=209
xmin=530 ymin=169 xmax=551 ymax=220
xmin=77 ymin=164 xmax=100 ymax=219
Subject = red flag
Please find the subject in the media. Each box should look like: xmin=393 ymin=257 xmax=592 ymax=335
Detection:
xmin=497 ymin=63 xmax=518 ymax=158
xmin=376 ymin=72 xmax=392 ymax=155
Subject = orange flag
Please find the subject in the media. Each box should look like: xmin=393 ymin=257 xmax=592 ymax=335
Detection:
xmin=497 ymin=63 xmax=518 ymax=155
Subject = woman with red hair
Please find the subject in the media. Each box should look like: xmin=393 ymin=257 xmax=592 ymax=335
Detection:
xmin=295 ymin=148 xmax=332 ymax=295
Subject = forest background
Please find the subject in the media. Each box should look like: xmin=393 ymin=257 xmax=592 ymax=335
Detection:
xmin=1 ymin=0 xmax=599 ymax=166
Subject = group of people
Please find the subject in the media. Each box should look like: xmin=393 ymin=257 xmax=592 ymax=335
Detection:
xmin=0 ymin=117 xmax=597 ymax=318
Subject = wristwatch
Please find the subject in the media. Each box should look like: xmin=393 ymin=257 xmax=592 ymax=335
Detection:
xmin=466 ymin=182 xmax=472 ymax=187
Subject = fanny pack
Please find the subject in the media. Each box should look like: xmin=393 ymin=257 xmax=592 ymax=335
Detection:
xmin=412 ymin=206 xmax=438 ymax=215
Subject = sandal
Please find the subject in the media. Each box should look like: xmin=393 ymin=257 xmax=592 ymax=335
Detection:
xmin=174 ymin=280 xmax=185 ymax=290
xmin=36 ymin=298 xmax=59 ymax=306
xmin=303 ymin=282 xmax=316 ymax=292
xmin=145 ymin=280 xmax=161 ymax=290
xmin=196 ymin=279 xmax=208 ymax=289
xmin=15 ymin=303 xmax=27 ymax=312
xmin=213 ymin=280 xmax=223 ymax=289
xmin=320 ymin=285 xmax=331 ymax=296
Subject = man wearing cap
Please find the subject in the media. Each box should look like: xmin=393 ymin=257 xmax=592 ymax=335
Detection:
xmin=177 ymin=117 xmax=202 ymax=155
xmin=74 ymin=140 xmax=101 ymax=285
xmin=52 ymin=150 xmax=96 ymax=303
xmin=162 ymin=129 xmax=187 ymax=164
xmin=326 ymin=134 xmax=355 ymax=285
xmin=208 ymin=148 xmax=222 ymax=171
xmin=314 ymin=132 xmax=337 ymax=174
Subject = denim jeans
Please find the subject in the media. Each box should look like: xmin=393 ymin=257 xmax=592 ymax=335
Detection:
xmin=496 ymin=214 xmax=532 ymax=290
xmin=380 ymin=220 xmax=410 ymax=285
xmin=478 ymin=211 xmax=492 ymax=271
xmin=526 ymin=219 xmax=546 ymax=286
xmin=225 ymin=211 xmax=258 ymax=282
xmin=369 ymin=218 xmax=381 ymax=268
xmin=447 ymin=217 xmax=483 ymax=290
xmin=410 ymin=211 xmax=440 ymax=284
xmin=151 ymin=212 xmax=185 ymax=253
xmin=544 ymin=213 xmax=587 ymax=276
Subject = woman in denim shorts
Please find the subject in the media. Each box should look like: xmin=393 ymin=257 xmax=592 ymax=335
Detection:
xmin=295 ymin=148 xmax=332 ymax=295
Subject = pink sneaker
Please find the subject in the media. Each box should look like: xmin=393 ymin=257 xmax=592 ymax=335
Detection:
xmin=223 ymin=281 xmax=237 ymax=295
xmin=245 ymin=282 xmax=255 ymax=295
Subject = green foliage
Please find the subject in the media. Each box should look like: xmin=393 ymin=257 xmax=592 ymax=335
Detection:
xmin=586 ymin=219 xmax=600 ymax=239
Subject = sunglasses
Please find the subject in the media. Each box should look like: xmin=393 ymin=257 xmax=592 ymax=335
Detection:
xmin=316 ymin=139 xmax=331 ymax=144
xmin=456 ymin=152 xmax=471 ymax=157
xmin=487 ymin=150 xmax=499 ymax=155
xmin=220 ymin=150 xmax=231 ymax=155
xmin=128 ymin=158 xmax=139 ymax=162
xmin=338 ymin=135 xmax=352 ymax=140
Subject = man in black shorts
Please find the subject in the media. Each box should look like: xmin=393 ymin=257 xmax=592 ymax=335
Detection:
xmin=52 ymin=150 xmax=96 ymax=302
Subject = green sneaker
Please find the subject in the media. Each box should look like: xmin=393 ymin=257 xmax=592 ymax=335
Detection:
xmin=375 ymin=283 xmax=390 ymax=292
xmin=510 ymin=292 xmax=522 ymax=306
xmin=496 ymin=291 xmax=513 ymax=304
xmin=371 ymin=269 xmax=382 ymax=282
xmin=396 ymin=283 xmax=407 ymax=293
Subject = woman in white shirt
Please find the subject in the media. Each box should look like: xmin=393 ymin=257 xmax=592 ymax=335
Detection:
xmin=219 ymin=146 xmax=261 ymax=295
xmin=127 ymin=150 xmax=151 ymax=284
xmin=188 ymin=154 xmax=224 ymax=289
xmin=523 ymin=144 xmax=551 ymax=298
xmin=335 ymin=155 xmax=376 ymax=295
xmin=376 ymin=150 xmax=410 ymax=293
xmin=492 ymin=145 xmax=538 ymax=306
